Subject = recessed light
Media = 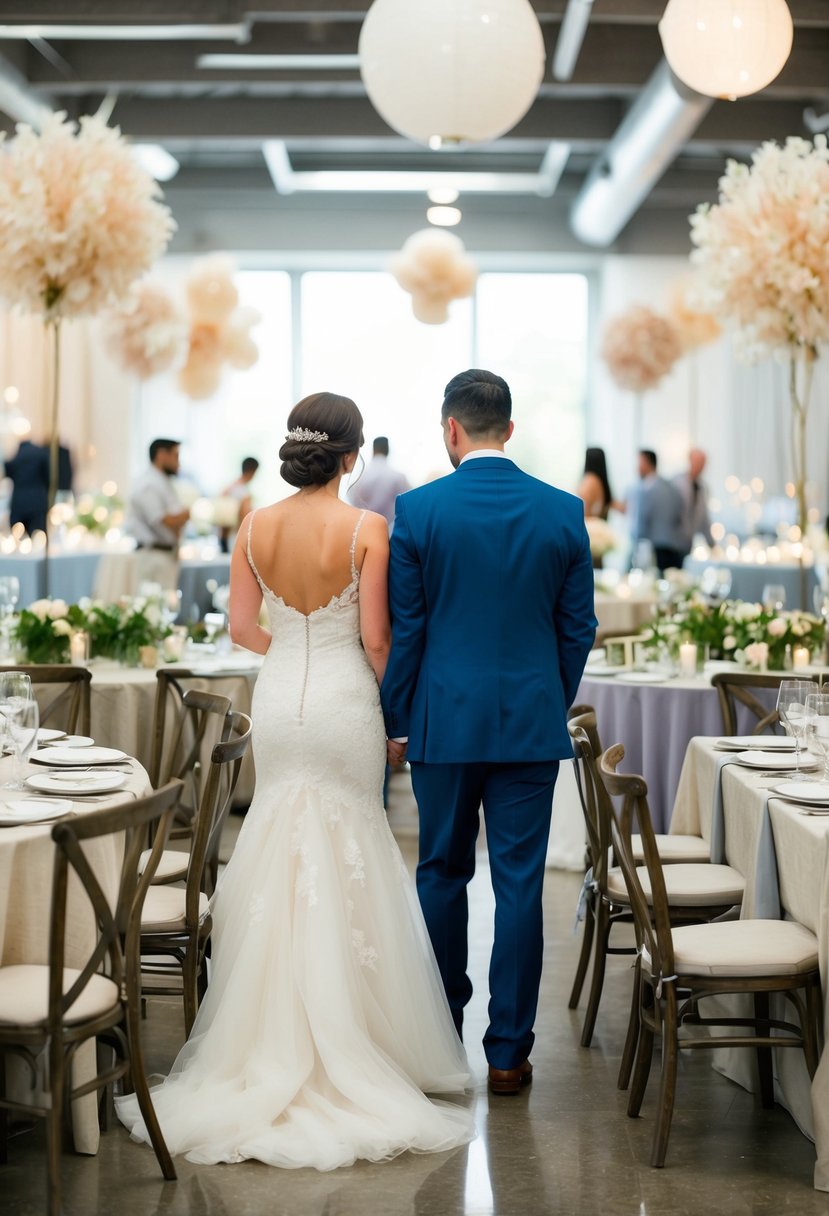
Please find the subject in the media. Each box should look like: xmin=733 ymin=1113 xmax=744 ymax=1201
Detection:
xmin=427 ymin=205 xmax=462 ymax=227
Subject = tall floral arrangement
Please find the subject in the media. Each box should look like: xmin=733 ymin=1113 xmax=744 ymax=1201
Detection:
xmin=104 ymin=279 xmax=187 ymax=380
xmin=177 ymin=255 xmax=260 ymax=400
xmin=389 ymin=229 xmax=478 ymax=324
xmin=690 ymin=135 xmax=829 ymax=546
xmin=600 ymin=305 xmax=681 ymax=445
xmin=0 ymin=111 xmax=175 ymax=508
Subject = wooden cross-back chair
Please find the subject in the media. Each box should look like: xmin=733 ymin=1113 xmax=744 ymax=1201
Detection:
xmin=598 ymin=744 xmax=822 ymax=1170
xmin=0 ymin=664 xmax=91 ymax=736
xmin=709 ymin=670 xmax=804 ymax=737
xmin=0 ymin=781 xmax=182 ymax=1216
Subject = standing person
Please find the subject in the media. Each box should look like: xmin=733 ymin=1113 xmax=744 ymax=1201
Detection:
xmin=125 ymin=438 xmax=190 ymax=590
xmin=673 ymin=446 xmax=713 ymax=558
xmin=218 ymin=456 xmax=259 ymax=553
xmin=628 ymin=449 xmax=686 ymax=574
xmin=348 ymin=435 xmax=410 ymax=528
xmin=5 ymin=438 xmax=72 ymax=536
xmin=575 ymin=445 xmax=622 ymax=570
xmin=381 ymin=369 xmax=596 ymax=1094
xmin=116 ymin=393 xmax=473 ymax=1167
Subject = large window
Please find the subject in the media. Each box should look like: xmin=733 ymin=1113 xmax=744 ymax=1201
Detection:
xmin=138 ymin=267 xmax=589 ymax=499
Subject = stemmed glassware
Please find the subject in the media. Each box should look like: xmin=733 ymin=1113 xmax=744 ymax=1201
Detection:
xmin=804 ymin=693 xmax=829 ymax=785
xmin=1 ymin=697 xmax=39 ymax=790
xmin=762 ymin=583 xmax=786 ymax=612
xmin=776 ymin=679 xmax=819 ymax=777
xmin=0 ymin=576 xmax=20 ymax=659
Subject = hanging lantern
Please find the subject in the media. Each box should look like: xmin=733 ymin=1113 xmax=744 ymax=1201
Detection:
xmin=359 ymin=0 xmax=545 ymax=147
xmin=659 ymin=0 xmax=793 ymax=101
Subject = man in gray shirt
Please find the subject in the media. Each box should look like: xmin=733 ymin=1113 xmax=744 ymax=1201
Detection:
xmin=348 ymin=436 xmax=410 ymax=529
xmin=629 ymin=449 xmax=686 ymax=573
xmin=673 ymin=447 xmax=714 ymax=558
xmin=126 ymin=438 xmax=190 ymax=590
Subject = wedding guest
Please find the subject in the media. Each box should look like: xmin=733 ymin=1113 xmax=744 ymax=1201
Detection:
xmin=5 ymin=438 xmax=72 ymax=536
xmin=673 ymin=447 xmax=713 ymax=557
xmin=348 ymin=435 xmax=410 ymax=529
xmin=126 ymin=438 xmax=189 ymax=590
xmin=219 ymin=456 xmax=259 ymax=553
xmin=628 ymin=449 xmax=685 ymax=573
xmin=575 ymin=446 xmax=623 ymax=569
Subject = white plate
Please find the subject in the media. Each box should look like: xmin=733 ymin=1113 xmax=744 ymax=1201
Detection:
xmin=770 ymin=781 xmax=829 ymax=805
xmin=714 ymin=736 xmax=796 ymax=752
xmin=31 ymin=745 xmax=127 ymax=767
xmin=54 ymin=735 xmax=95 ymax=748
xmin=584 ymin=665 xmax=629 ymax=678
xmin=732 ymin=750 xmax=817 ymax=770
xmin=615 ymin=671 xmax=672 ymax=685
xmin=0 ymin=798 xmax=73 ymax=826
xmin=36 ymin=728 xmax=66 ymax=744
xmin=26 ymin=771 xmax=126 ymax=795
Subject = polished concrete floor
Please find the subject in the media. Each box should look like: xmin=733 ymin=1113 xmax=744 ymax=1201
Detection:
xmin=3 ymin=769 xmax=826 ymax=1215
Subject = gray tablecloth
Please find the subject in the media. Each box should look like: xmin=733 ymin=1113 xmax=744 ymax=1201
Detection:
xmin=0 ymin=552 xmax=102 ymax=605
xmin=683 ymin=557 xmax=819 ymax=611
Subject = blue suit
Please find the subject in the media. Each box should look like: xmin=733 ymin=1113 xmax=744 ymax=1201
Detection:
xmin=381 ymin=455 xmax=596 ymax=1068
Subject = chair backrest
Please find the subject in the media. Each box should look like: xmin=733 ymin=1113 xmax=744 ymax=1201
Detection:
xmin=47 ymin=780 xmax=182 ymax=1034
xmin=710 ymin=671 xmax=787 ymax=736
xmin=567 ymin=709 xmax=612 ymax=891
xmin=597 ymin=744 xmax=674 ymax=985
xmin=0 ymin=664 xmax=91 ymax=735
xmin=150 ymin=671 xmax=233 ymax=818
xmin=187 ymin=709 xmax=253 ymax=909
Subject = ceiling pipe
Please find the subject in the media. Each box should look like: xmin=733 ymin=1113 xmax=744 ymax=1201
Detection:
xmin=570 ymin=59 xmax=712 ymax=247
xmin=0 ymin=53 xmax=52 ymax=128
xmin=552 ymin=0 xmax=594 ymax=82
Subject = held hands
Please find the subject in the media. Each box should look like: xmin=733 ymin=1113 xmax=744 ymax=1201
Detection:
xmin=386 ymin=738 xmax=407 ymax=765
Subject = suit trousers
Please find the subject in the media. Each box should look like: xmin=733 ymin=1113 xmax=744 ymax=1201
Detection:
xmin=410 ymin=759 xmax=559 ymax=1071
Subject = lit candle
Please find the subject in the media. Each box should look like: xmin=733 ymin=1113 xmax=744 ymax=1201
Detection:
xmin=754 ymin=641 xmax=769 ymax=672
xmin=679 ymin=642 xmax=697 ymax=676
xmin=793 ymin=646 xmax=810 ymax=670
xmin=69 ymin=630 xmax=89 ymax=667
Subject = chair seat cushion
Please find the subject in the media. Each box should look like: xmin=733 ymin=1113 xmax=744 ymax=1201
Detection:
xmin=633 ymin=834 xmax=710 ymax=864
xmin=643 ymin=919 xmax=819 ymax=978
xmin=141 ymin=886 xmax=209 ymax=933
xmin=607 ymin=863 xmax=745 ymax=907
xmin=138 ymin=847 xmax=190 ymax=882
xmin=0 ymin=965 xmax=119 ymax=1027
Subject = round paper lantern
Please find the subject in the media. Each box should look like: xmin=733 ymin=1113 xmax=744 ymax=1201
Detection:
xmin=659 ymin=0 xmax=793 ymax=101
xmin=359 ymin=0 xmax=545 ymax=146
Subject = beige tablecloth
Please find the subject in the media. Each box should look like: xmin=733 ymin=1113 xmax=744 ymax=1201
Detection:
xmin=0 ymin=753 xmax=151 ymax=1154
xmin=672 ymin=737 xmax=829 ymax=1190
xmin=594 ymin=589 xmax=657 ymax=639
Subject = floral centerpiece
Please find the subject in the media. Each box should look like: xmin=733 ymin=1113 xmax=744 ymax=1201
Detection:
xmin=642 ymin=589 xmax=825 ymax=670
xmin=13 ymin=595 xmax=171 ymax=666
xmin=690 ymin=135 xmax=829 ymax=554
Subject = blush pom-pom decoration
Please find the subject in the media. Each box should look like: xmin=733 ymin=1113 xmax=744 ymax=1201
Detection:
xmin=104 ymin=280 xmax=187 ymax=380
xmin=668 ymin=277 xmax=721 ymax=352
xmin=600 ymin=305 xmax=681 ymax=393
xmin=177 ymin=256 xmax=261 ymax=400
xmin=389 ymin=229 xmax=478 ymax=325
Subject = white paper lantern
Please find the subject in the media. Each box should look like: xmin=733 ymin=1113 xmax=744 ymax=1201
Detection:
xmin=659 ymin=0 xmax=793 ymax=101
xmin=359 ymin=0 xmax=545 ymax=146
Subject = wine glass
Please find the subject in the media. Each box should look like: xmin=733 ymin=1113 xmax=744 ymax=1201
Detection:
xmin=805 ymin=693 xmax=829 ymax=784
xmin=762 ymin=583 xmax=787 ymax=612
xmin=0 ymin=672 xmax=32 ymax=701
xmin=203 ymin=612 xmax=225 ymax=648
xmin=2 ymin=697 xmax=39 ymax=789
xmin=776 ymin=678 xmax=819 ymax=776
xmin=0 ymin=576 xmax=20 ymax=618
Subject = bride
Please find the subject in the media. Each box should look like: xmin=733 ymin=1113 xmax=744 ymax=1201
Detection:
xmin=116 ymin=392 xmax=474 ymax=1169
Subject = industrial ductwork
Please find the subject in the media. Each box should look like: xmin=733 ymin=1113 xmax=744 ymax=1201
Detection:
xmin=570 ymin=59 xmax=712 ymax=247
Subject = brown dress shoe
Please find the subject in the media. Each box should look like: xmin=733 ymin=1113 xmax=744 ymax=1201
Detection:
xmin=488 ymin=1059 xmax=533 ymax=1095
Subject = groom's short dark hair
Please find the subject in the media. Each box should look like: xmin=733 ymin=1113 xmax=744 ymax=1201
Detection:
xmin=442 ymin=369 xmax=511 ymax=439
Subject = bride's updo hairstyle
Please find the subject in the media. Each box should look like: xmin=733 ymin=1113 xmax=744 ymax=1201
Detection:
xmin=279 ymin=392 xmax=364 ymax=488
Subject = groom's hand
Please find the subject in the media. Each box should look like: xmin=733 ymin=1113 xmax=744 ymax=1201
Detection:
xmin=387 ymin=738 xmax=407 ymax=765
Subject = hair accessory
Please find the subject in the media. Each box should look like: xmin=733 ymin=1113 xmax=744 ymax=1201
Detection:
xmin=286 ymin=427 xmax=329 ymax=443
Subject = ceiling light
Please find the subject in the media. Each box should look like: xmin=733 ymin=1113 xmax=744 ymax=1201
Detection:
xmin=359 ymin=0 xmax=546 ymax=146
xmin=263 ymin=140 xmax=569 ymax=197
xmin=659 ymin=0 xmax=793 ymax=100
xmin=197 ymin=53 xmax=361 ymax=71
xmin=428 ymin=186 xmax=460 ymax=205
xmin=131 ymin=144 xmax=180 ymax=182
xmin=0 ymin=23 xmax=249 ymax=41
xmin=427 ymin=205 xmax=462 ymax=227
xmin=553 ymin=0 xmax=594 ymax=82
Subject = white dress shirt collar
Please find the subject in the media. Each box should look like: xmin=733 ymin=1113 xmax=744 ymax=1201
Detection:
xmin=459 ymin=449 xmax=511 ymax=464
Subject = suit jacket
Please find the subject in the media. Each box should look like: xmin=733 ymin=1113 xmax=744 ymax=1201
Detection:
xmin=630 ymin=474 xmax=685 ymax=551
xmin=380 ymin=457 xmax=597 ymax=764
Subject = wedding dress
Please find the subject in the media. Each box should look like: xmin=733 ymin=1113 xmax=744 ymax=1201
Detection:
xmin=116 ymin=510 xmax=473 ymax=1169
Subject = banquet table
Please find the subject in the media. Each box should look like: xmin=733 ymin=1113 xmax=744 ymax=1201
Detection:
xmin=683 ymin=557 xmax=819 ymax=611
xmin=0 ymin=752 xmax=151 ymax=1154
xmin=93 ymin=552 xmax=231 ymax=619
xmin=671 ymin=736 xmax=829 ymax=1191
xmin=593 ymin=588 xmax=657 ymax=639
xmin=0 ymin=552 xmax=102 ymax=606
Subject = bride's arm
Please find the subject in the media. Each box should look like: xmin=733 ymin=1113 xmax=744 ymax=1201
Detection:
xmin=228 ymin=519 xmax=272 ymax=654
xmin=358 ymin=513 xmax=391 ymax=684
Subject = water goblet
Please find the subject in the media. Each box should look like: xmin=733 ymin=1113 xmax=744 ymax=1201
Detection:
xmin=762 ymin=583 xmax=787 ymax=612
xmin=804 ymin=693 xmax=829 ymax=784
xmin=2 ymin=697 xmax=40 ymax=789
xmin=776 ymin=678 xmax=819 ymax=777
xmin=0 ymin=672 xmax=32 ymax=702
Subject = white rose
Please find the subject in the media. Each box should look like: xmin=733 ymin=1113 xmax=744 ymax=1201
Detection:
xmin=767 ymin=617 xmax=787 ymax=638
xmin=52 ymin=618 xmax=72 ymax=636
xmin=791 ymin=620 xmax=807 ymax=636
xmin=47 ymin=599 xmax=69 ymax=619
xmin=144 ymin=602 xmax=161 ymax=628
xmin=28 ymin=599 xmax=51 ymax=621
xmin=723 ymin=635 xmax=736 ymax=650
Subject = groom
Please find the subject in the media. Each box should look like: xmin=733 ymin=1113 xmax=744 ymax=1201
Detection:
xmin=381 ymin=369 xmax=596 ymax=1093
